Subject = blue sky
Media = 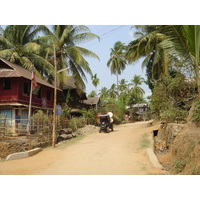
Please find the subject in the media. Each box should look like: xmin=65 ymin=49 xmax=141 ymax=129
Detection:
xmin=80 ymin=25 xmax=152 ymax=99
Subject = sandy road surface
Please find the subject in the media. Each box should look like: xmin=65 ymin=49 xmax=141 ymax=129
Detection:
xmin=0 ymin=121 xmax=164 ymax=175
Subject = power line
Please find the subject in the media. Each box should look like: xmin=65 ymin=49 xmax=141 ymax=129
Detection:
xmin=85 ymin=25 xmax=128 ymax=47
xmin=101 ymin=25 xmax=125 ymax=37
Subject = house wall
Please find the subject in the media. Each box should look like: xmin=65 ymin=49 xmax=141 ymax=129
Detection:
xmin=0 ymin=77 xmax=19 ymax=103
xmin=0 ymin=77 xmax=54 ymax=109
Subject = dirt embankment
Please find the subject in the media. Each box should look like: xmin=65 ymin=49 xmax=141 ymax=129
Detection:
xmin=155 ymin=123 xmax=200 ymax=175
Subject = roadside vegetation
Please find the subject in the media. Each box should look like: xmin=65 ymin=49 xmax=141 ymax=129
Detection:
xmin=1 ymin=25 xmax=200 ymax=174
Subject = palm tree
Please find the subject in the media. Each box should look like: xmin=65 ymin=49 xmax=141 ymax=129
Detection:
xmin=88 ymin=90 xmax=97 ymax=97
xmin=35 ymin=25 xmax=100 ymax=89
xmin=130 ymin=75 xmax=145 ymax=99
xmin=157 ymin=25 xmax=200 ymax=97
xmin=99 ymin=87 xmax=109 ymax=99
xmin=107 ymin=41 xmax=127 ymax=93
xmin=126 ymin=25 xmax=173 ymax=89
xmin=0 ymin=25 xmax=53 ymax=77
xmin=118 ymin=79 xmax=129 ymax=94
xmin=126 ymin=25 xmax=200 ymax=97
xmin=108 ymin=84 xmax=118 ymax=99
xmin=92 ymin=73 xmax=100 ymax=95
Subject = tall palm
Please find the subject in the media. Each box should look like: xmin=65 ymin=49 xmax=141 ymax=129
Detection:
xmin=126 ymin=25 xmax=173 ymax=88
xmin=107 ymin=41 xmax=127 ymax=93
xmin=92 ymin=73 xmax=100 ymax=95
xmin=130 ymin=75 xmax=145 ymax=99
xmin=35 ymin=25 xmax=100 ymax=89
xmin=0 ymin=25 xmax=53 ymax=77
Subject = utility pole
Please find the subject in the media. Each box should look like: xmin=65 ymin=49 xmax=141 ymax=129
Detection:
xmin=52 ymin=44 xmax=57 ymax=147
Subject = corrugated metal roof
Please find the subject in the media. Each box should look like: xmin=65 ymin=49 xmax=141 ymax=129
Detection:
xmin=83 ymin=97 xmax=100 ymax=105
xmin=62 ymin=76 xmax=77 ymax=89
xmin=0 ymin=57 xmax=56 ymax=89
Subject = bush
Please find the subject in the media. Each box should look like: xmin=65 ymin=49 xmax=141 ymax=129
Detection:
xmin=160 ymin=105 xmax=188 ymax=123
xmin=68 ymin=117 xmax=86 ymax=132
xmin=80 ymin=108 xmax=97 ymax=125
xmin=99 ymin=98 xmax=125 ymax=124
xmin=150 ymin=74 xmax=193 ymax=122
xmin=32 ymin=110 xmax=52 ymax=135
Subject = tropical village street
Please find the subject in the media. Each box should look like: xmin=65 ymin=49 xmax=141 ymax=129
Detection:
xmin=0 ymin=121 xmax=164 ymax=175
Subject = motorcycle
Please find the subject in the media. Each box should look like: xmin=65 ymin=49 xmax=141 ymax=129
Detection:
xmin=98 ymin=114 xmax=113 ymax=133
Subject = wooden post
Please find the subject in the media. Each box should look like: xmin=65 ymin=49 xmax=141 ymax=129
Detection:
xmin=52 ymin=44 xmax=57 ymax=147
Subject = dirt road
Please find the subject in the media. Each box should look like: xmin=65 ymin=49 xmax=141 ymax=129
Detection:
xmin=0 ymin=121 xmax=164 ymax=175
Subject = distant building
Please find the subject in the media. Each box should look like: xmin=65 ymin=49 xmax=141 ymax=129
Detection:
xmin=127 ymin=103 xmax=149 ymax=121
xmin=83 ymin=97 xmax=100 ymax=111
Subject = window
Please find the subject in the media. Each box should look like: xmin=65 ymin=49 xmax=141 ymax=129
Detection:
xmin=47 ymin=90 xmax=51 ymax=100
xmin=3 ymin=78 xmax=11 ymax=90
xmin=0 ymin=109 xmax=12 ymax=126
xmin=23 ymin=82 xmax=30 ymax=95
xmin=21 ymin=109 xmax=28 ymax=125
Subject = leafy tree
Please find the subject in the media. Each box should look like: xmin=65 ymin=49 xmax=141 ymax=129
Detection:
xmin=35 ymin=25 xmax=100 ymax=89
xmin=126 ymin=26 xmax=172 ymax=83
xmin=149 ymin=74 xmax=195 ymax=122
xmin=129 ymin=75 xmax=145 ymax=99
xmin=118 ymin=79 xmax=129 ymax=94
xmin=99 ymin=87 xmax=109 ymax=99
xmin=107 ymin=41 xmax=127 ymax=93
xmin=0 ymin=25 xmax=53 ymax=77
xmin=108 ymin=84 xmax=118 ymax=99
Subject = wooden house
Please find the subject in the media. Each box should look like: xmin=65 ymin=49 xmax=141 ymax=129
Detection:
xmin=0 ymin=57 xmax=63 ymax=134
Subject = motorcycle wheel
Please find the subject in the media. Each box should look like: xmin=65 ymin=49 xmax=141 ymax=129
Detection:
xmin=99 ymin=127 xmax=102 ymax=133
xmin=106 ymin=127 xmax=110 ymax=133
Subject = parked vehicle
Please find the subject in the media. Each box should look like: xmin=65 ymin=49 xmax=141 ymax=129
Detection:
xmin=98 ymin=114 xmax=113 ymax=133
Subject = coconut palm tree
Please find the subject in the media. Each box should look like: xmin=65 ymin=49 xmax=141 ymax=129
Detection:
xmin=99 ymin=87 xmax=109 ymax=99
xmin=88 ymin=90 xmax=97 ymax=97
xmin=0 ymin=25 xmax=53 ymax=77
xmin=92 ymin=73 xmax=100 ymax=94
xmin=126 ymin=25 xmax=200 ymax=97
xmin=118 ymin=78 xmax=129 ymax=94
xmin=126 ymin=26 xmax=172 ymax=82
xmin=108 ymin=84 xmax=118 ymax=99
xmin=157 ymin=25 xmax=200 ymax=97
xmin=129 ymin=75 xmax=145 ymax=99
xmin=107 ymin=41 xmax=127 ymax=93
xmin=35 ymin=25 xmax=100 ymax=89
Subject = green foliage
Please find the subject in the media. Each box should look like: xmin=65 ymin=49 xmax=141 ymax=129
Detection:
xmin=100 ymin=98 xmax=125 ymax=124
xmin=80 ymin=108 xmax=97 ymax=125
xmin=150 ymin=74 xmax=194 ymax=122
xmin=88 ymin=90 xmax=97 ymax=97
xmin=68 ymin=117 xmax=86 ymax=132
xmin=32 ymin=110 xmax=51 ymax=135
xmin=160 ymin=105 xmax=188 ymax=123
xmin=173 ymin=160 xmax=186 ymax=173
xmin=192 ymin=100 xmax=200 ymax=126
